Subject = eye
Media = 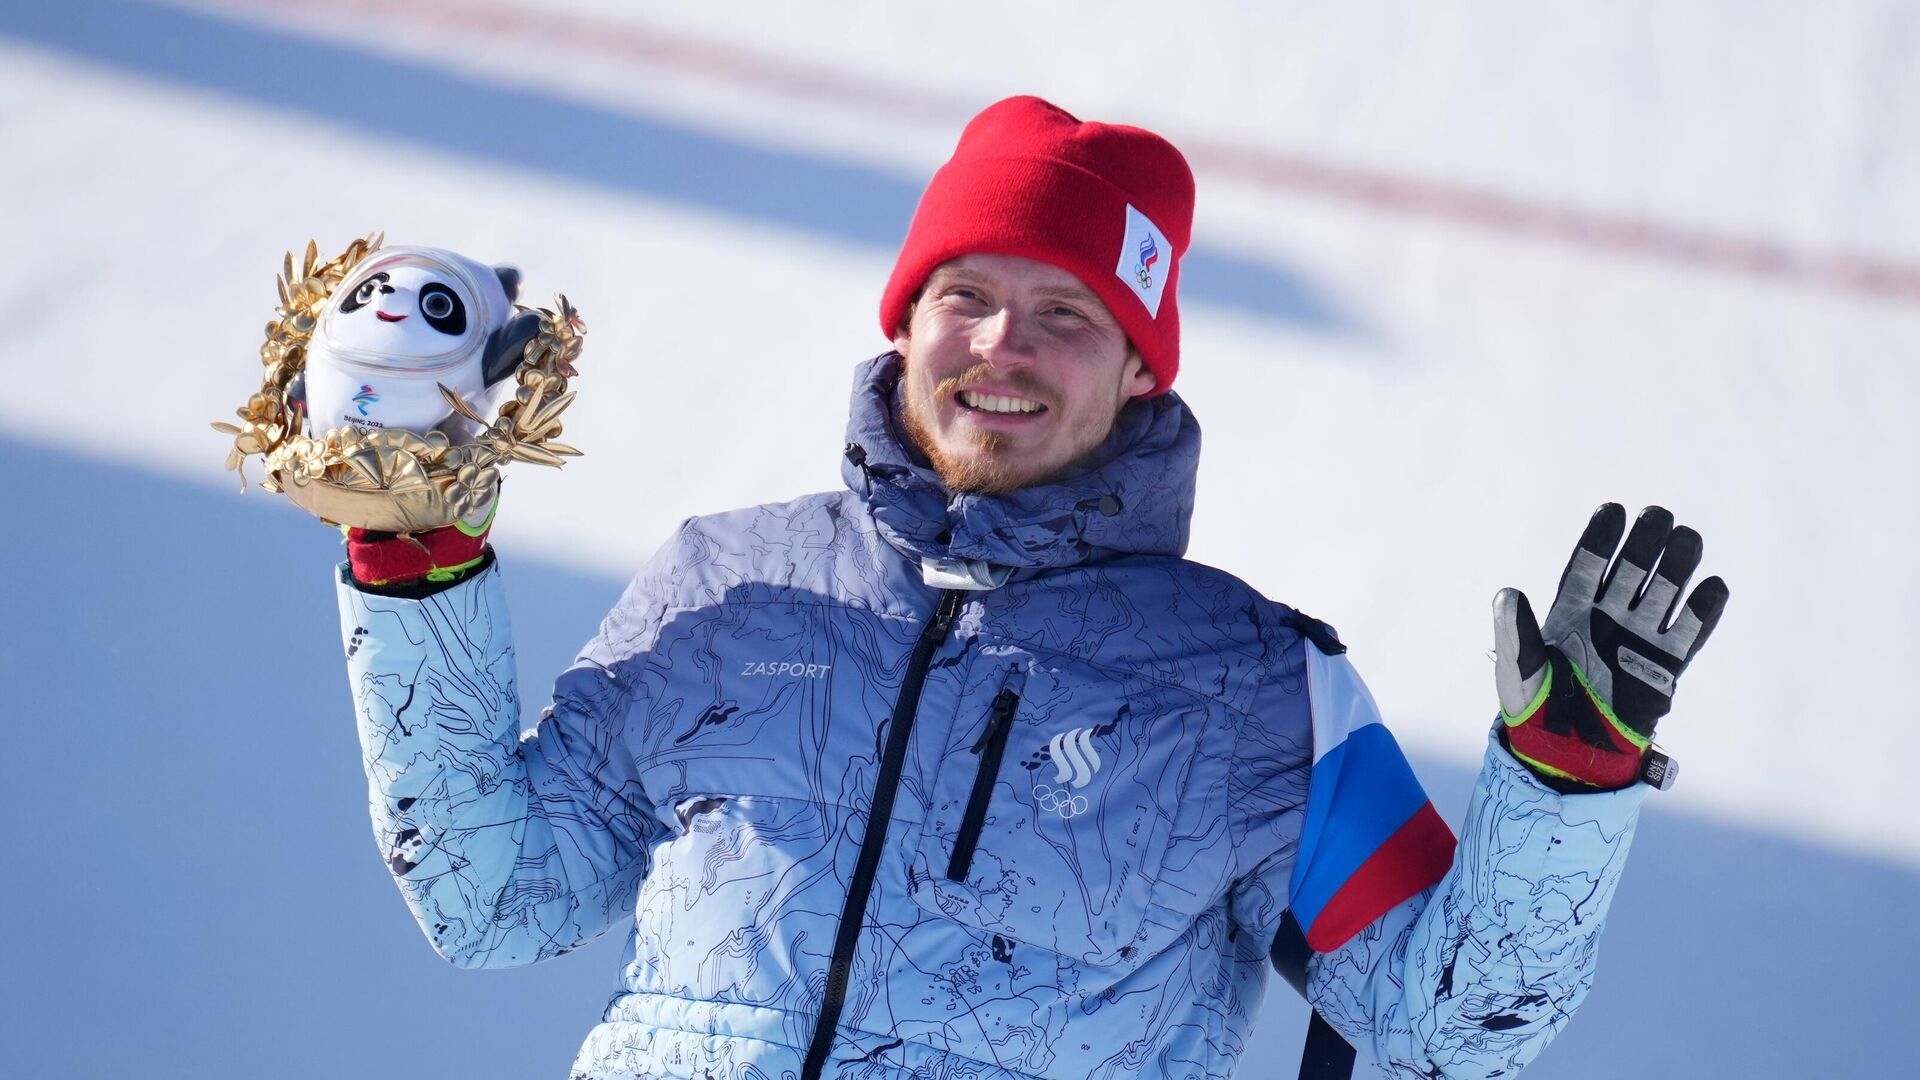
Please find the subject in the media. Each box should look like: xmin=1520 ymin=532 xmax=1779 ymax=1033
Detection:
xmin=417 ymin=283 xmax=467 ymax=336
xmin=338 ymin=272 xmax=389 ymax=313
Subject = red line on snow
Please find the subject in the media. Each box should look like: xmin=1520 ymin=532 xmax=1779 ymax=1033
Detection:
xmin=242 ymin=0 xmax=1920 ymax=306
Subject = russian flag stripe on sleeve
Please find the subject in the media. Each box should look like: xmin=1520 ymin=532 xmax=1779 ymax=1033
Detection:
xmin=1288 ymin=648 xmax=1457 ymax=953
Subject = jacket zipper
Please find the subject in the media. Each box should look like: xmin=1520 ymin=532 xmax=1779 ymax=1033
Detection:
xmin=801 ymin=588 xmax=963 ymax=1080
xmin=946 ymin=685 xmax=1021 ymax=882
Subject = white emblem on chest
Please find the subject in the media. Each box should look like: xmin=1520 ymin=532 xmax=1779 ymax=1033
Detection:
xmin=1034 ymin=726 xmax=1105 ymax=820
xmin=1047 ymin=727 xmax=1104 ymax=788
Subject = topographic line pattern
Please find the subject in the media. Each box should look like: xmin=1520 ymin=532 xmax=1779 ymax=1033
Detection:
xmin=339 ymin=564 xmax=659 ymax=970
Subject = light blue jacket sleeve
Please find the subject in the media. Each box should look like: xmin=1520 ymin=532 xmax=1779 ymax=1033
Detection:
xmin=336 ymin=558 xmax=667 ymax=969
xmin=1307 ymin=728 xmax=1648 ymax=1077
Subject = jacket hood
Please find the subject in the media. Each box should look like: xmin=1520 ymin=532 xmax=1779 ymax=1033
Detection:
xmin=840 ymin=352 xmax=1199 ymax=570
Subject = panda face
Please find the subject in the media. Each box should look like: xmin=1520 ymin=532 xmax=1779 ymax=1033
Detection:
xmin=338 ymin=271 xmax=469 ymax=337
xmin=317 ymin=252 xmax=491 ymax=373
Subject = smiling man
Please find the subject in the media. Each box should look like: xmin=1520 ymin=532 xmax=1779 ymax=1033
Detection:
xmin=334 ymin=96 xmax=1727 ymax=1079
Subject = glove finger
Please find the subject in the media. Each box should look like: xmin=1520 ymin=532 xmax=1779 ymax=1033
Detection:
xmin=1602 ymin=505 xmax=1674 ymax=610
xmin=1493 ymin=588 xmax=1548 ymax=717
xmin=1556 ymin=502 xmax=1625 ymax=604
xmin=1637 ymin=524 xmax=1702 ymax=629
xmin=1666 ymin=574 xmax=1730 ymax=661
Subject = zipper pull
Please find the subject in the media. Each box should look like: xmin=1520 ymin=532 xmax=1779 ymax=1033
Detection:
xmin=929 ymin=589 xmax=963 ymax=639
xmin=972 ymin=688 xmax=1019 ymax=752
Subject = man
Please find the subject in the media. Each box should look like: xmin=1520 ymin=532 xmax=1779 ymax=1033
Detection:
xmin=336 ymin=96 xmax=1727 ymax=1078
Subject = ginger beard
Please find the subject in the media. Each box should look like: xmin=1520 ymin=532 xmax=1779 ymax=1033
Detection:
xmin=898 ymin=361 xmax=1064 ymax=494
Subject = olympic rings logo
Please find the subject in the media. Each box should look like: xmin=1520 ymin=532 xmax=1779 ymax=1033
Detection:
xmin=1033 ymin=783 xmax=1090 ymax=820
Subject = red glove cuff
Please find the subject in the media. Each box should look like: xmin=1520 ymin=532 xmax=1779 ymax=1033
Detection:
xmin=347 ymin=522 xmax=491 ymax=587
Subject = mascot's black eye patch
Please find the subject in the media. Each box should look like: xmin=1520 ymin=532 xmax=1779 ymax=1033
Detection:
xmin=419 ymin=282 xmax=467 ymax=335
xmin=339 ymin=272 xmax=393 ymax=314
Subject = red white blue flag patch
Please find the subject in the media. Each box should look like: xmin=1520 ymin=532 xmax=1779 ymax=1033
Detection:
xmin=1288 ymin=648 xmax=1457 ymax=952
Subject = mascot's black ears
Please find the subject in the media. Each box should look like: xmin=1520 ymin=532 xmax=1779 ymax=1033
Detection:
xmin=494 ymin=265 xmax=523 ymax=303
xmin=482 ymin=309 xmax=543 ymax=386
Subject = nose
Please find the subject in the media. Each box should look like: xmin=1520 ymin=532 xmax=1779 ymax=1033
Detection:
xmin=971 ymin=307 xmax=1036 ymax=371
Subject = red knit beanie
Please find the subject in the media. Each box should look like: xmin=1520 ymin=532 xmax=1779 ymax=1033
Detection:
xmin=880 ymin=95 xmax=1194 ymax=395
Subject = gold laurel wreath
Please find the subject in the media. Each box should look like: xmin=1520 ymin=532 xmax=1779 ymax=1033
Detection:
xmin=213 ymin=234 xmax=585 ymax=532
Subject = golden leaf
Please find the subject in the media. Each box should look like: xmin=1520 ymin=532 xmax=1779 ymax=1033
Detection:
xmin=341 ymin=452 xmax=382 ymax=488
xmin=511 ymin=442 xmax=566 ymax=467
xmin=527 ymin=390 xmax=575 ymax=432
xmin=439 ymin=383 xmax=489 ymax=425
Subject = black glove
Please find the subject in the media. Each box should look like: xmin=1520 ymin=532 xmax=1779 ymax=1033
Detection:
xmin=1493 ymin=504 xmax=1730 ymax=791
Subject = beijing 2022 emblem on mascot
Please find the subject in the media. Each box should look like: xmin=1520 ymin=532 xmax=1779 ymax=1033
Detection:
xmin=215 ymin=235 xmax=584 ymax=532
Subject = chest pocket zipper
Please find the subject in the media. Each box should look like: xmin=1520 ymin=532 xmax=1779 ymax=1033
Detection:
xmin=946 ymin=679 xmax=1022 ymax=882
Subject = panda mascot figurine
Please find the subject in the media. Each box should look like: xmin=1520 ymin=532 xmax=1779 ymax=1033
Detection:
xmin=298 ymin=246 xmax=541 ymax=442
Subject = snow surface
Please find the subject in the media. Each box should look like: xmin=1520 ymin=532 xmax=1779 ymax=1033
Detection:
xmin=2 ymin=2 xmax=1916 ymax=1076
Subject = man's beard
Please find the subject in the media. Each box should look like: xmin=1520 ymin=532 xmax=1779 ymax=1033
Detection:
xmin=902 ymin=405 xmax=1021 ymax=493
xmin=898 ymin=361 xmax=1094 ymax=496
xmin=899 ymin=383 xmax=1022 ymax=495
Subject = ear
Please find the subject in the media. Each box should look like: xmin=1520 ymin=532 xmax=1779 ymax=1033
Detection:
xmin=1121 ymin=349 xmax=1157 ymax=399
xmin=481 ymin=310 xmax=543 ymax=386
xmin=493 ymin=265 xmax=523 ymax=303
xmin=890 ymin=301 xmax=916 ymax=355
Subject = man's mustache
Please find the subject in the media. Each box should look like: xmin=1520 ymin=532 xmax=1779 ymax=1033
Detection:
xmin=935 ymin=363 xmax=1054 ymax=410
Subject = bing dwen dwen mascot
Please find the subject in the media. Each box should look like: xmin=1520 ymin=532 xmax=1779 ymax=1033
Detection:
xmin=215 ymin=235 xmax=585 ymax=537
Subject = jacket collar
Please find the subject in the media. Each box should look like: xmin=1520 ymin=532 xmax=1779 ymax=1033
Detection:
xmin=840 ymin=352 xmax=1199 ymax=571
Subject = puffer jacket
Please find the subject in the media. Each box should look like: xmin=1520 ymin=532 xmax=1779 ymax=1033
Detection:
xmin=336 ymin=353 xmax=1648 ymax=1078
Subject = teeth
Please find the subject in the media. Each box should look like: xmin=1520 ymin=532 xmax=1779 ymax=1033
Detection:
xmin=960 ymin=390 xmax=1043 ymax=414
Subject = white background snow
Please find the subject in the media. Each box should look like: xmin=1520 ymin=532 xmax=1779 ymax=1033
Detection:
xmin=1 ymin=1 xmax=1914 ymax=1076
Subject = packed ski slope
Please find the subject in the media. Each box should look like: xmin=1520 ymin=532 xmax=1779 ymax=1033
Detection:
xmin=1 ymin=2 xmax=1915 ymax=1077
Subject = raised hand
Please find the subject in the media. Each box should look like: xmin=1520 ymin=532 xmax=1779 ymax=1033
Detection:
xmin=1492 ymin=504 xmax=1729 ymax=791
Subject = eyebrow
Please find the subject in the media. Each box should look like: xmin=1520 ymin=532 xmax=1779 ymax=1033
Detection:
xmin=1032 ymin=283 xmax=1101 ymax=304
xmin=929 ymin=267 xmax=1102 ymax=305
